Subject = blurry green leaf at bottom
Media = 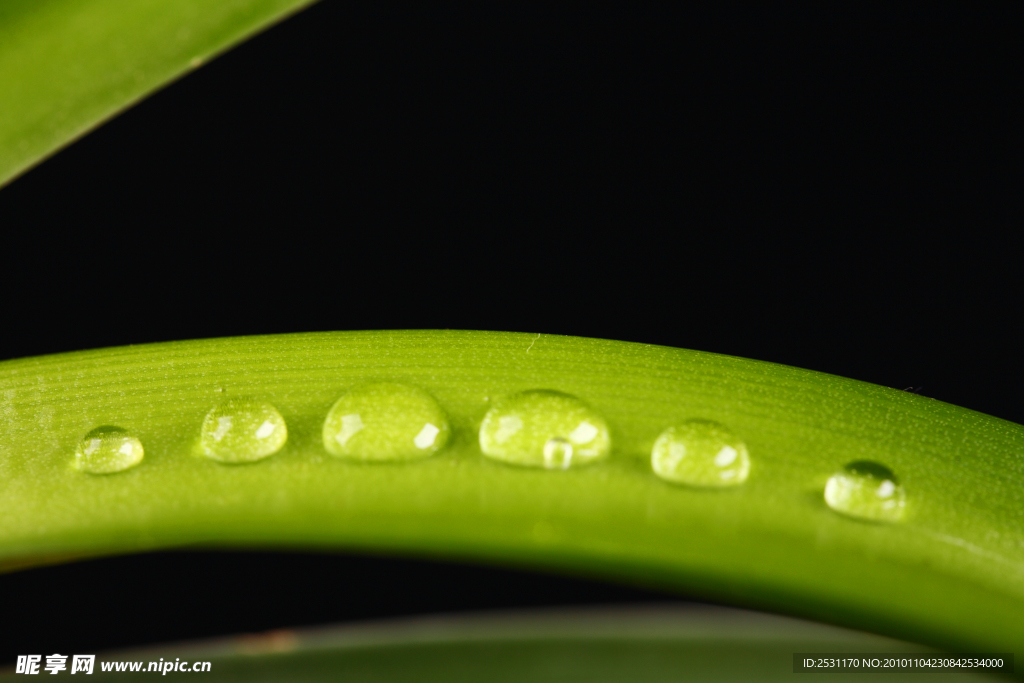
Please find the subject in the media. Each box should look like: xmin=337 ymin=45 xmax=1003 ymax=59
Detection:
xmin=0 ymin=605 xmax=999 ymax=682
xmin=0 ymin=0 xmax=317 ymax=187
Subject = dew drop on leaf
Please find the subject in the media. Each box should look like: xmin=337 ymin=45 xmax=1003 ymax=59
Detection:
xmin=199 ymin=399 xmax=287 ymax=463
xmin=322 ymin=383 xmax=450 ymax=461
xmin=824 ymin=460 xmax=906 ymax=522
xmin=651 ymin=420 xmax=750 ymax=487
xmin=479 ymin=390 xmax=610 ymax=469
xmin=74 ymin=426 xmax=144 ymax=474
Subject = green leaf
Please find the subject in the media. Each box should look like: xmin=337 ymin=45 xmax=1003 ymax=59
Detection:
xmin=1 ymin=331 xmax=1022 ymax=656
xmin=62 ymin=605 xmax=992 ymax=682
xmin=0 ymin=0 xmax=316 ymax=187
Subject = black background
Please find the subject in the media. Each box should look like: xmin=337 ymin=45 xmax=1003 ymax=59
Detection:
xmin=0 ymin=1 xmax=1020 ymax=661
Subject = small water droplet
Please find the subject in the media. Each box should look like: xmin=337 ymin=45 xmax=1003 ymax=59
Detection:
xmin=74 ymin=426 xmax=144 ymax=474
xmin=322 ymin=383 xmax=450 ymax=461
xmin=543 ymin=437 xmax=573 ymax=469
xmin=479 ymin=390 xmax=610 ymax=469
xmin=824 ymin=460 xmax=906 ymax=522
xmin=651 ymin=420 xmax=749 ymax=487
xmin=199 ymin=400 xmax=287 ymax=463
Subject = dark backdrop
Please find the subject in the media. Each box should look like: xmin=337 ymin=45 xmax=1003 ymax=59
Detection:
xmin=0 ymin=1 xmax=1020 ymax=660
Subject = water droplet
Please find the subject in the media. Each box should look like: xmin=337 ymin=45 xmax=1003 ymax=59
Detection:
xmin=543 ymin=437 xmax=574 ymax=469
xmin=199 ymin=400 xmax=287 ymax=463
xmin=824 ymin=460 xmax=906 ymax=522
xmin=479 ymin=390 xmax=610 ymax=469
xmin=322 ymin=383 xmax=450 ymax=461
xmin=651 ymin=420 xmax=749 ymax=487
xmin=74 ymin=426 xmax=144 ymax=474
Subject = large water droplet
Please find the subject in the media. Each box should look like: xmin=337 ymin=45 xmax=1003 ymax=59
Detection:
xmin=74 ymin=426 xmax=144 ymax=474
xmin=479 ymin=390 xmax=610 ymax=469
xmin=824 ymin=460 xmax=906 ymax=522
xmin=651 ymin=420 xmax=749 ymax=487
xmin=199 ymin=399 xmax=288 ymax=463
xmin=322 ymin=383 xmax=450 ymax=461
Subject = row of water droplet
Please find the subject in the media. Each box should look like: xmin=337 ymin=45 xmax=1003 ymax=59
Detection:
xmin=73 ymin=383 xmax=905 ymax=523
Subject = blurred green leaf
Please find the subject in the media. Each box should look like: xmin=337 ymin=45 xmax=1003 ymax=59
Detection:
xmin=4 ymin=606 xmax=997 ymax=682
xmin=0 ymin=0 xmax=316 ymax=187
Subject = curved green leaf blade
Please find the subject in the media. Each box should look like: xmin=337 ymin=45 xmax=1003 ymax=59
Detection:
xmin=0 ymin=331 xmax=1022 ymax=655
xmin=1 ymin=605 xmax=999 ymax=682
xmin=0 ymin=0 xmax=316 ymax=187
